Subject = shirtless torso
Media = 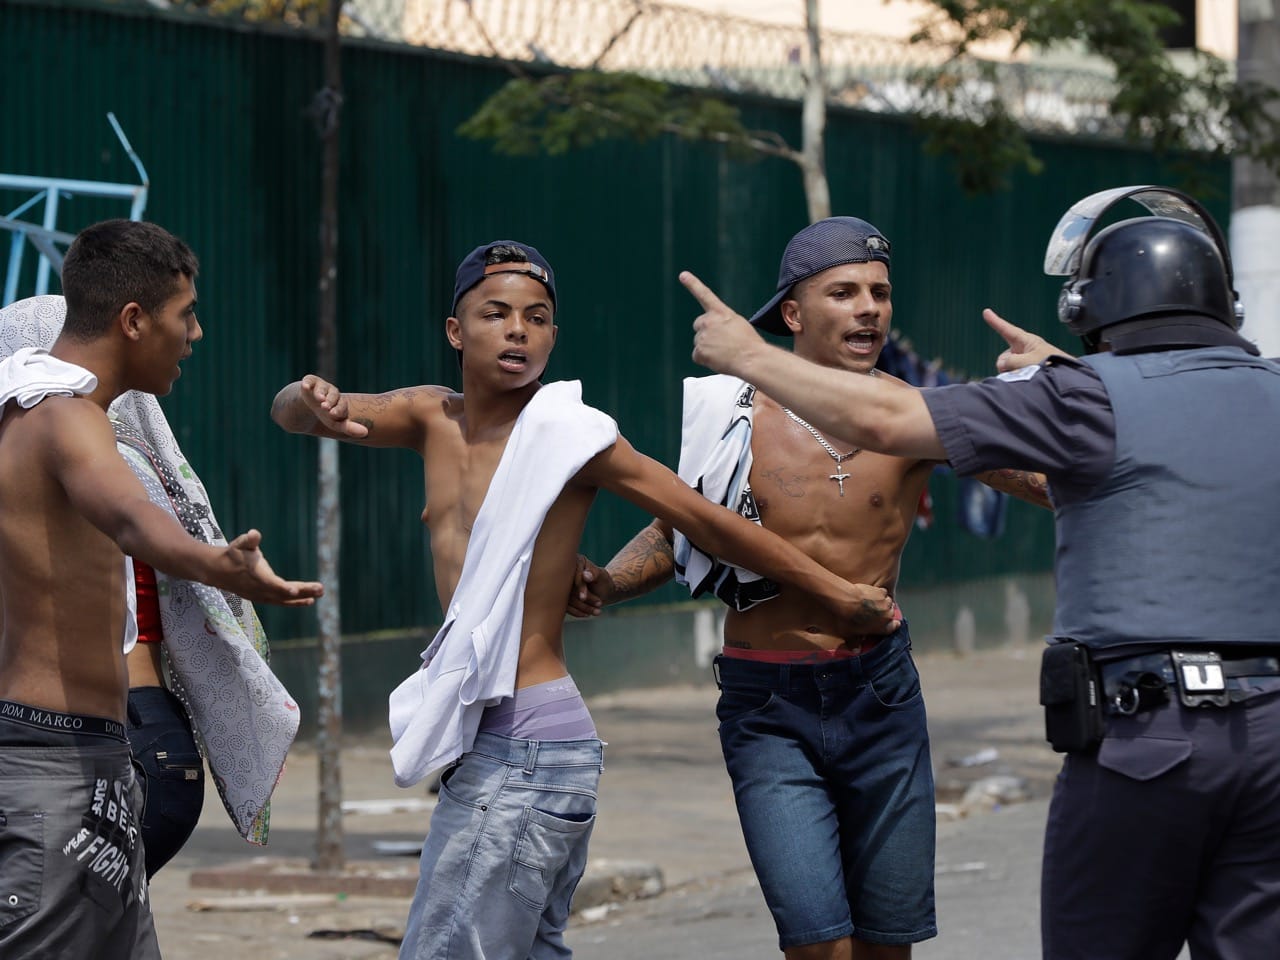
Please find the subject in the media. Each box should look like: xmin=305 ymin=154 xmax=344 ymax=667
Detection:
xmin=0 ymin=397 xmax=134 ymax=719
xmin=726 ymin=386 xmax=935 ymax=651
xmin=414 ymin=384 xmax=598 ymax=688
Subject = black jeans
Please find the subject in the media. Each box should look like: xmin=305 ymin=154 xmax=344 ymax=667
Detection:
xmin=126 ymin=686 xmax=205 ymax=878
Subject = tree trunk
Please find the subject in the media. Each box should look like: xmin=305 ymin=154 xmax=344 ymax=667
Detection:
xmin=1233 ymin=0 xmax=1280 ymax=356
xmin=799 ymin=0 xmax=830 ymax=223
xmin=312 ymin=0 xmax=345 ymax=873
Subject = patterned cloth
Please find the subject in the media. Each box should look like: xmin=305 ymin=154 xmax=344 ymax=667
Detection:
xmin=0 ymin=294 xmax=298 ymax=843
xmin=672 ymin=375 xmax=780 ymax=611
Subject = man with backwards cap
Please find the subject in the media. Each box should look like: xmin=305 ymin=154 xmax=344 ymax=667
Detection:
xmin=572 ymin=218 xmax=1049 ymax=959
xmin=682 ymin=188 xmax=1280 ymax=960
xmin=271 ymin=240 xmax=900 ymax=960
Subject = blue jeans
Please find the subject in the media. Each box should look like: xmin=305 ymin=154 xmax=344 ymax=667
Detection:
xmin=399 ymin=732 xmax=604 ymax=960
xmin=127 ymin=686 xmax=205 ymax=878
xmin=715 ymin=626 xmax=937 ymax=948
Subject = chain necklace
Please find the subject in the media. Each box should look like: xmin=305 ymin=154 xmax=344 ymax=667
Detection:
xmin=781 ymin=407 xmax=860 ymax=496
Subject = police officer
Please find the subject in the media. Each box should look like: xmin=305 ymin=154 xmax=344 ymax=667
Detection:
xmin=678 ymin=185 xmax=1280 ymax=960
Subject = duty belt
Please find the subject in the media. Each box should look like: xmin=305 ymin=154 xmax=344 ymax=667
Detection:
xmin=1099 ymin=648 xmax=1280 ymax=714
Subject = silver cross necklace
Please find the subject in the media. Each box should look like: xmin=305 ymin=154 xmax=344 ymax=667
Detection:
xmin=780 ymin=407 xmax=860 ymax=496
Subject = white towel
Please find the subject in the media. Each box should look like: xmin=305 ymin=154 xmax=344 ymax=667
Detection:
xmin=672 ymin=375 xmax=780 ymax=611
xmin=388 ymin=381 xmax=618 ymax=787
xmin=0 ymin=346 xmax=96 ymax=409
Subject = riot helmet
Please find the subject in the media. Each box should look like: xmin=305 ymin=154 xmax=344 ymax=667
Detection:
xmin=1043 ymin=186 xmax=1252 ymax=354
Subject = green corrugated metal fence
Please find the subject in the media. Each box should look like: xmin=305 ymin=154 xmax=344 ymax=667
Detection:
xmin=0 ymin=0 xmax=1231 ymax=644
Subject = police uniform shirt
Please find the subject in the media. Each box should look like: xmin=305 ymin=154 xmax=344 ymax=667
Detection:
xmin=921 ymin=354 xmax=1115 ymax=505
xmin=922 ymin=350 xmax=1280 ymax=696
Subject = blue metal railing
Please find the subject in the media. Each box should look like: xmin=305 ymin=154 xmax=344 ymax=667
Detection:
xmin=0 ymin=113 xmax=149 ymax=306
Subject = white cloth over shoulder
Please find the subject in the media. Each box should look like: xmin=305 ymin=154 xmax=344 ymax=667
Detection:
xmin=388 ymin=380 xmax=618 ymax=787
xmin=0 ymin=346 xmax=96 ymax=409
xmin=672 ymin=374 xmax=779 ymax=611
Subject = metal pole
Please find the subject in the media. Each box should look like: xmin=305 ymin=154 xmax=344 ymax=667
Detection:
xmin=312 ymin=0 xmax=346 ymax=873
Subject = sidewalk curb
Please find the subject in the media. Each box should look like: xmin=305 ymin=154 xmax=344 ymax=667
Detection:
xmin=573 ymin=859 xmax=665 ymax=910
xmin=187 ymin=855 xmax=665 ymax=912
xmin=189 ymin=857 xmax=418 ymax=898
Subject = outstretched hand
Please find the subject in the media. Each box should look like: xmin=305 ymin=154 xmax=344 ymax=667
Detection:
xmin=299 ymin=374 xmax=370 ymax=438
xmin=682 ymin=271 xmax=763 ymax=377
xmin=226 ymin=529 xmax=324 ymax=607
xmin=983 ymin=309 xmax=1071 ymax=373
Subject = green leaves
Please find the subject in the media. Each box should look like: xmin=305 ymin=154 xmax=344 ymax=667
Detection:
xmin=460 ymin=1 xmax=1278 ymax=197
xmin=913 ymin=0 xmax=1280 ymax=192
xmin=458 ymin=71 xmax=768 ymax=161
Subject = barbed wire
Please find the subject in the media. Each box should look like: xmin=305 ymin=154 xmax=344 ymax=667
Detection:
xmin=140 ymin=0 xmax=1132 ymax=137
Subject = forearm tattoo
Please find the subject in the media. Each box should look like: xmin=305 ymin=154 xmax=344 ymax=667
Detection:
xmin=607 ymin=525 xmax=676 ymax=602
xmin=352 ymin=388 xmax=419 ymax=437
xmin=976 ymin=469 xmax=1053 ymax=509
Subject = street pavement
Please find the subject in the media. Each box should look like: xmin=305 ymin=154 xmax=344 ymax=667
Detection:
xmin=148 ymin=643 xmax=1066 ymax=959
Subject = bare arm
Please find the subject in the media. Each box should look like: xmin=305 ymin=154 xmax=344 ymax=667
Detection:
xmin=568 ymin=519 xmax=678 ymax=617
xmin=683 ymin=272 xmax=945 ymax=460
xmin=48 ymin=400 xmax=322 ymax=607
xmin=578 ymin=436 xmax=897 ymax=631
xmin=973 ymin=469 xmax=1053 ymax=510
xmin=606 ymin=519 xmax=676 ymax=601
xmin=271 ymin=374 xmax=441 ymax=449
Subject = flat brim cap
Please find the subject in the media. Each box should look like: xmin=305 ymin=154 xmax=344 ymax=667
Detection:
xmin=451 ymin=240 xmax=557 ymax=315
xmin=749 ymin=216 xmax=891 ymax=336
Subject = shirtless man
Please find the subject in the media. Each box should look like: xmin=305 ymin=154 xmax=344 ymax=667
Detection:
xmin=0 ymin=219 xmax=323 ymax=959
xmin=571 ymin=217 xmax=1049 ymax=960
xmin=270 ymin=239 xmax=897 ymax=960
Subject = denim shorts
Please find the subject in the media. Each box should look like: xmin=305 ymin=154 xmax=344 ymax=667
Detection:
xmin=127 ymin=686 xmax=205 ymax=879
xmin=399 ymin=732 xmax=604 ymax=960
xmin=715 ymin=626 xmax=937 ymax=948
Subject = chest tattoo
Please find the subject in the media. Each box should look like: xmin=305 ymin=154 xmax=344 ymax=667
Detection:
xmin=761 ymin=467 xmax=807 ymax=498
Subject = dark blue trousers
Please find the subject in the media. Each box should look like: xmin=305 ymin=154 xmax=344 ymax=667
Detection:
xmin=1042 ymin=686 xmax=1280 ymax=959
xmin=126 ymin=686 xmax=205 ymax=878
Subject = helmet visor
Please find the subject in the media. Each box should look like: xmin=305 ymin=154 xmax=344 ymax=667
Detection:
xmin=1043 ymin=186 xmax=1217 ymax=276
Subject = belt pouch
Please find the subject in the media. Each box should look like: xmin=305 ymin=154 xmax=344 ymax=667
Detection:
xmin=1040 ymin=641 xmax=1104 ymax=753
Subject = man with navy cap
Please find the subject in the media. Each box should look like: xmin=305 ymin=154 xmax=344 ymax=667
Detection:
xmin=572 ymin=218 xmax=1049 ymax=959
xmin=270 ymin=239 xmax=902 ymax=960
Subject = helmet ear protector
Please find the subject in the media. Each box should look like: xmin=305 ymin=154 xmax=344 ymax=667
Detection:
xmin=1045 ymin=186 xmax=1245 ymax=337
xmin=1058 ymin=284 xmax=1086 ymax=332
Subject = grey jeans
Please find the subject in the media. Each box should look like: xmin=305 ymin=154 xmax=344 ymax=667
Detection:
xmin=0 ymin=707 xmax=161 ymax=960
xmin=399 ymin=732 xmax=604 ymax=960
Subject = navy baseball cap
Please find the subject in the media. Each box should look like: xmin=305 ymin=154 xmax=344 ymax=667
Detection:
xmin=451 ymin=240 xmax=557 ymax=315
xmin=750 ymin=217 xmax=891 ymax=336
